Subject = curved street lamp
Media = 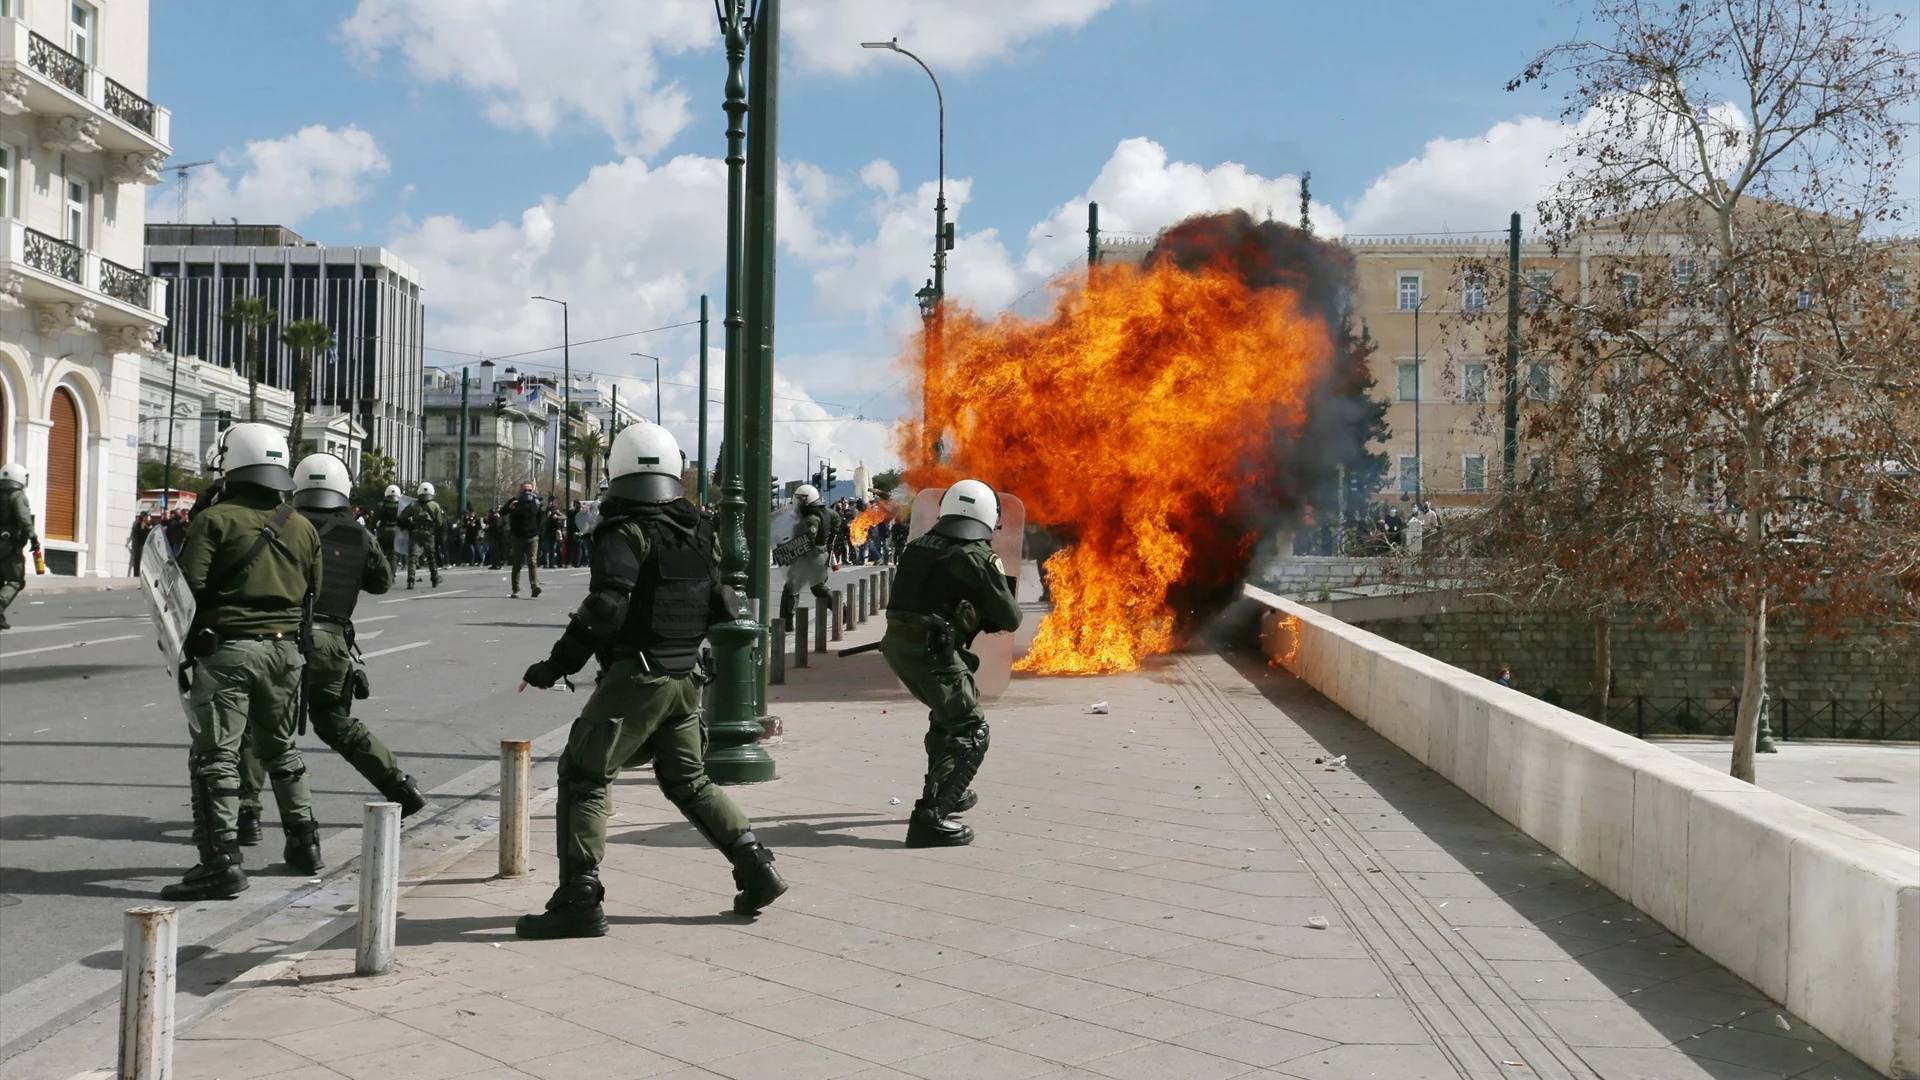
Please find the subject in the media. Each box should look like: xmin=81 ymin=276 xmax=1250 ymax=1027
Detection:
xmin=862 ymin=38 xmax=948 ymax=307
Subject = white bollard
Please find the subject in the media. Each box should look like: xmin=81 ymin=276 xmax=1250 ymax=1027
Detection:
xmin=499 ymin=740 xmax=532 ymax=878
xmin=356 ymin=801 xmax=401 ymax=976
xmin=119 ymin=906 xmax=176 ymax=1080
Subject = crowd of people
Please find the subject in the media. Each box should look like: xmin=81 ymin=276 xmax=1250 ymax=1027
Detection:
xmin=825 ymin=496 xmax=909 ymax=567
xmin=1292 ymin=498 xmax=1445 ymax=557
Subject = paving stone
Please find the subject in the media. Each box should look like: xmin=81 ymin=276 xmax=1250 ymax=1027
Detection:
xmin=987 ymin=1015 xmax=1152 ymax=1065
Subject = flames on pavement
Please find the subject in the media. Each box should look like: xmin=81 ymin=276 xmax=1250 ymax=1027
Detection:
xmin=848 ymin=502 xmax=897 ymax=545
xmin=903 ymin=213 xmax=1336 ymax=674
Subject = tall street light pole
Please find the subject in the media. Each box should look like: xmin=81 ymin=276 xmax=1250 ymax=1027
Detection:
xmin=697 ymin=294 xmax=710 ymax=505
xmin=794 ymin=440 xmax=809 ymax=488
xmin=863 ymin=37 xmax=948 ymax=462
xmin=1412 ymin=292 xmax=1427 ymax=506
xmin=631 ymin=352 xmax=662 ymax=424
xmin=531 ymin=295 xmax=570 ymax=511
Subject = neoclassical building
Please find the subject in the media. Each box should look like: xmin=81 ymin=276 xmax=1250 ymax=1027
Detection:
xmin=0 ymin=0 xmax=169 ymax=575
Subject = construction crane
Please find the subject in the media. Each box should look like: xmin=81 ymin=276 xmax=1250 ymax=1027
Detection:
xmin=167 ymin=159 xmax=215 ymax=223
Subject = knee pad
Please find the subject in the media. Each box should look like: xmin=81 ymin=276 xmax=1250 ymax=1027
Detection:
xmin=660 ymin=774 xmax=713 ymax=809
xmin=268 ymin=764 xmax=308 ymax=784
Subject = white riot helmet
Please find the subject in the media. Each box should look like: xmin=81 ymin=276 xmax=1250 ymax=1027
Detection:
xmin=606 ymin=422 xmax=684 ymax=502
xmin=793 ymin=484 xmax=820 ymax=507
xmin=215 ymin=422 xmax=295 ymax=492
xmin=932 ymin=479 xmax=998 ymax=541
xmin=416 ymin=481 xmax=435 ymax=500
xmin=383 ymin=484 xmax=401 ymax=501
xmin=0 ymin=462 xmax=26 ymax=492
xmin=292 ymin=453 xmax=352 ymax=510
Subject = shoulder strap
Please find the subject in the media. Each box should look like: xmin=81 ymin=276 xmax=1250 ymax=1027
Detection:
xmin=209 ymin=503 xmax=296 ymax=595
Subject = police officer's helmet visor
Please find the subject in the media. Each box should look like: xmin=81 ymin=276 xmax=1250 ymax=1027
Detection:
xmin=226 ymin=462 xmax=296 ymax=492
xmin=0 ymin=480 xmax=21 ymax=493
xmin=607 ymin=472 xmax=683 ymax=502
xmin=292 ymin=486 xmax=350 ymax=509
xmin=929 ymin=514 xmax=993 ymax=541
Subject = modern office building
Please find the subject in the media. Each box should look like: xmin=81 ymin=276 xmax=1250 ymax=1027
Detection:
xmin=144 ymin=223 xmax=426 ymax=482
xmin=0 ymin=0 xmax=171 ymax=575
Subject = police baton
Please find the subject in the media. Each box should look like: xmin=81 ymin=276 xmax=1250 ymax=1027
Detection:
xmin=837 ymin=641 xmax=884 ymax=658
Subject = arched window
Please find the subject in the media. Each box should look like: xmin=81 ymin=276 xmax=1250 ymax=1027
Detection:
xmin=46 ymin=387 xmax=80 ymax=540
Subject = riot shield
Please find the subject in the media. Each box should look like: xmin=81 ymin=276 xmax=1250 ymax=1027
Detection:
xmin=137 ymin=537 xmax=196 ymax=721
xmin=393 ymin=494 xmax=415 ymax=559
xmin=906 ymin=488 xmax=1026 ymax=698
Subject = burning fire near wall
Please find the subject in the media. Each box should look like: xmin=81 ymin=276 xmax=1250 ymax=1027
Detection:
xmin=903 ymin=211 xmax=1362 ymax=675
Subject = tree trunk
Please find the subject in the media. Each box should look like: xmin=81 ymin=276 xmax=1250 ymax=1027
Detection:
xmin=246 ymin=331 xmax=260 ymax=422
xmin=288 ymin=351 xmax=311 ymax=453
xmin=1731 ymin=593 xmax=1768 ymax=782
xmin=1593 ymin=613 xmax=1612 ymax=728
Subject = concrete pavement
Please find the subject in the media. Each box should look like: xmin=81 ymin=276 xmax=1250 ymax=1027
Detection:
xmin=82 ymin=632 xmax=1884 ymax=1080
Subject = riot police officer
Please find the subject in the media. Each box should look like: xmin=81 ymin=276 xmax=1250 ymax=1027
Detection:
xmin=400 ymin=481 xmax=444 ymax=588
xmin=290 ymin=454 xmax=428 ymax=813
xmin=164 ymin=424 xmax=323 ymax=901
xmin=515 ymin=423 xmax=785 ymax=938
xmin=881 ymin=480 xmax=1022 ymax=848
xmin=777 ymin=484 xmax=836 ymax=627
xmin=373 ymin=484 xmax=403 ymax=564
xmin=0 ymin=462 xmax=38 ymax=631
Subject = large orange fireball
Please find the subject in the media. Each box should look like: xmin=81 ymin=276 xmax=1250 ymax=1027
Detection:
xmin=902 ymin=236 xmax=1333 ymax=674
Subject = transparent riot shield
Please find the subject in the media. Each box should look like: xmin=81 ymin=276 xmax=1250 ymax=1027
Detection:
xmin=906 ymin=488 xmax=1026 ymax=698
xmin=137 ymin=536 xmax=196 ymax=721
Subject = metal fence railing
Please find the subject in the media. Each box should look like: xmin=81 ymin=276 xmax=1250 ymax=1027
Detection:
xmin=1547 ymin=694 xmax=1919 ymax=742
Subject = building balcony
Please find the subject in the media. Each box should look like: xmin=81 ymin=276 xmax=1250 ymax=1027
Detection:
xmin=2 ymin=218 xmax=167 ymax=349
xmin=0 ymin=19 xmax=171 ymax=174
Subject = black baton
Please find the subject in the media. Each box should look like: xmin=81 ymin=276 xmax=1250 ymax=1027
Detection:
xmin=838 ymin=640 xmax=885 ymax=658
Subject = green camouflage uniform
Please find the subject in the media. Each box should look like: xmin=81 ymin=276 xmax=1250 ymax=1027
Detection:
xmin=373 ymin=496 xmax=402 ymax=563
xmin=0 ymin=486 xmax=35 ymax=628
xmin=175 ymin=484 xmax=323 ymax=876
xmin=400 ymin=498 xmax=445 ymax=586
xmin=882 ymin=531 xmax=1021 ymax=839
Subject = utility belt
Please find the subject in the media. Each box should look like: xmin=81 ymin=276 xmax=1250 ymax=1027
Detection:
xmin=184 ymin=626 xmax=298 ymax=661
xmin=600 ymin=646 xmax=700 ymax=677
xmin=885 ymin=613 xmax=955 ymax=656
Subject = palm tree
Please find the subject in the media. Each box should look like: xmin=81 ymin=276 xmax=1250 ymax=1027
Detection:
xmin=280 ymin=320 xmax=333 ymax=453
xmin=220 ymin=295 xmax=276 ymax=422
xmin=566 ymin=426 xmax=609 ymax=495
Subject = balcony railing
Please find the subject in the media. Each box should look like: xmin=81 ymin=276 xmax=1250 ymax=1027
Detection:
xmin=99 ymin=257 xmax=151 ymax=307
xmin=102 ymin=76 xmax=154 ymax=134
xmin=26 ymin=30 xmax=83 ymax=94
xmin=23 ymin=226 xmax=82 ymax=283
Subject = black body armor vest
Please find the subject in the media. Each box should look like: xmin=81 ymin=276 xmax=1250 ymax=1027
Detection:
xmin=888 ymin=539 xmax=969 ymax=623
xmin=304 ymin=510 xmax=369 ymax=623
xmin=612 ymin=506 xmax=716 ymax=673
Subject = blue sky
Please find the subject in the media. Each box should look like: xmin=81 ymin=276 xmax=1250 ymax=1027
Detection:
xmin=142 ymin=0 xmax=1682 ymax=477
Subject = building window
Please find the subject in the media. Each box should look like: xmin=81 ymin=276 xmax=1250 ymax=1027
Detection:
xmin=1526 ymin=271 xmax=1552 ymax=312
xmin=1619 ymin=272 xmax=1640 ymax=308
xmin=0 ymin=145 xmax=12 ymax=219
xmin=470 ymin=415 xmax=482 ymax=436
xmin=66 ymin=179 xmax=89 ymax=248
xmin=1396 ymin=362 xmax=1420 ymax=402
xmin=1612 ymin=359 xmax=1639 ymax=389
xmin=1462 ymin=363 xmax=1488 ymax=403
xmin=1673 ymin=256 xmax=1697 ymax=286
xmin=1398 ymin=274 xmax=1422 ymax=311
xmin=1462 ymin=455 xmax=1487 ymax=492
xmin=442 ymin=415 xmax=458 ymax=436
xmin=1398 ymin=455 xmax=1420 ymax=493
xmin=69 ymin=2 xmax=94 ymax=64
xmin=1526 ymin=362 xmax=1552 ymax=402
xmin=468 ymin=450 xmax=481 ymax=477
xmin=442 ymin=452 xmax=457 ymax=478
xmin=1528 ymin=453 xmax=1551 ymax=487
xmin=1461 ymin=272 xmax=1486 ymax=312
xmin=1889 ymin=275 xmax=1907 ymax=310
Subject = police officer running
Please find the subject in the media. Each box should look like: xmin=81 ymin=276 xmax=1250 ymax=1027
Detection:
xmin=501 ymin=481 xmax=544 ymax=599
xmin=288 ymin=454 xmax=427 ymax=813
xmin=400 ymin=481 xmax=444 ymax=588
xmin=373 ymin=484 xmax=403 ymax=564
xmin=0 ymin=462 xmax=39 ymax=630
xmin=163 ymin=424 xmax=324 ymax=901
xmin=515 ymin=423 xmax=786 ymax=938
xmin=777 ymin=484 xmax=836 ymax=627
xmin=882 ymin=480 xmax=1022 ymax=848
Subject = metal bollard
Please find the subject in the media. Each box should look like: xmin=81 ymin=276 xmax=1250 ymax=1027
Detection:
xmin=843 ymin=589 xmax=856 ymax=632
xmin=795 ymin=608 xmax=809 ymax=667
xmin=499 ymin=740 xmax=531 ymax=878
xmin=829 ymin=590 xmax=844 ymax=641
xmin=769 ymin=618 xmax=785 ymax=684
xmin=815 ymin=597 xmax=829 ymax=654
xmin=356 ymin=801 xmax=400 ymax=976
xmin=856 ymin=578 xmax=868 ymax=624
xmin=879 ymin=567 xmax=891 ymax=607
xmin=119 ymin=906 xmax=176 ymax=1080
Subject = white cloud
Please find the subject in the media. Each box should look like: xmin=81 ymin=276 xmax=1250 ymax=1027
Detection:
xmin=1341 ymin=117 xmax=1572 ymax=237
xmin=156 ymin=125 xmax=390 ymax=227
xmin=342 ymin=0 xmax=1119 ymax=155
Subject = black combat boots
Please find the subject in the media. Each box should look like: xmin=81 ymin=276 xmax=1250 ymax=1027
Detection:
xmin=236 ymin=806 xmax=264 ymax=846
xmin=516 ymin=869 xmax=608 ymax=939
xmin=378 ymin=773 xmax=428 ymax=818
xmin=729 ymin=840 xmax=788 ymax=915
xmin=284 ymin=821 xmax=324 ymax=875
xmin=161 ymin=846 xmax=248 ymax=902
xmin=904 ymin=800 xmax=974 ymax=848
